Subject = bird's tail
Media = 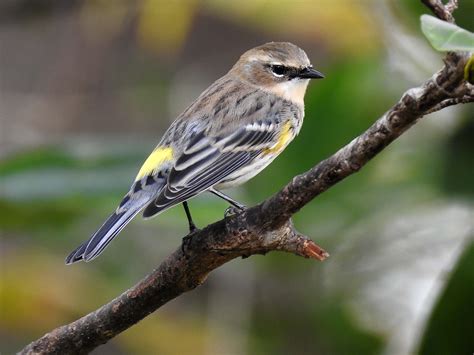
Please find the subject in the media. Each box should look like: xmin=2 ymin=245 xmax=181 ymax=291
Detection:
xmin=66 ymin=194 xmax=153 ymax=264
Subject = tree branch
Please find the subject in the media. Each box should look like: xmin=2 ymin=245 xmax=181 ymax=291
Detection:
xmin=421 ymin=0 xmax=458 ymax=22
xmin=424 ymin=95 xmax=474 ymax=114
xmin=19 ymin=5 xmax=473 ymax=355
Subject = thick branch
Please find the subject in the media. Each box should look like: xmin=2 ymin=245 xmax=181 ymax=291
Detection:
xmin=19 ymin=5 xmax=472 ymax=353
xmin=21 ymin=220 xmax=326 ymax=355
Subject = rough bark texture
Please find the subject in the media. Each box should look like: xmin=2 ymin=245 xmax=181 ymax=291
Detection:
xmin=421 ymin=0 xmax=458 ymax=22
xmin=19 ymin=2 xmax=473 ymax=354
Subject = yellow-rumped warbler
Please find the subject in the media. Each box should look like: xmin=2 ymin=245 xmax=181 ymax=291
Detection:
xmin=66 ymin=42 xmax=324 ymax=264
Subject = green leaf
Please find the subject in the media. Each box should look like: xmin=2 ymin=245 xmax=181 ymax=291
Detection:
xmin=420 ymin=14 xmax=474 ymax=52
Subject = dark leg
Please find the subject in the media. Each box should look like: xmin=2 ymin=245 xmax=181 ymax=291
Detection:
xmin=181 ymin=201 xmax=198 ymax=255
xmin=182 ymin=201 xmax=197 ymax=233
xmin=209 ymin=188 xmax=246 ymax=210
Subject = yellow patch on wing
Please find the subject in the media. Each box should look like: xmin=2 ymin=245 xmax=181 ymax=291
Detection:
xmin=135 ymin=146 xmax=173 ymax=181
xmin=264 ymin=121 xmax=293 ymax=155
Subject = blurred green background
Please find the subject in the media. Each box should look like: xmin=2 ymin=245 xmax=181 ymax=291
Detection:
xmin=1 ymin=1 xmax=473 ymax=354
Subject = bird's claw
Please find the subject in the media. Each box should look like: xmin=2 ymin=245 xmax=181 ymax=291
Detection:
xmin=181 ymin=228 xmax=200 ymax=255
xmin=224 ymin=204 xmax=246 ymax=218
xmin=188 ymin=223 xmax=198 ymax=234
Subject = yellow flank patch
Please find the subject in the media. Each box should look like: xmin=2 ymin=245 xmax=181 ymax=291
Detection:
xmin=264 ymin=122 xmax=293 ymax=155
xmin=135 ymin=146 xmax=173 ymax=181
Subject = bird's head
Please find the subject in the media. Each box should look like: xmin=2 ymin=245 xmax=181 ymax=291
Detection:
xmin=230 ymin=42 xmax=324 ymax=105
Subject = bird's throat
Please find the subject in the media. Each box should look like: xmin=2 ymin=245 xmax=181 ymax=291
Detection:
xmin=268 ymin=79 xmax=309 ymax=106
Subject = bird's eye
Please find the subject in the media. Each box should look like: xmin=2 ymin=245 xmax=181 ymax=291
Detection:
xmin=270 ymin=65 xmax=287 ymax=77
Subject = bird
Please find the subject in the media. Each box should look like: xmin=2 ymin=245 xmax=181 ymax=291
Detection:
xmin=66 ymin=42 xmax=324 ymax=264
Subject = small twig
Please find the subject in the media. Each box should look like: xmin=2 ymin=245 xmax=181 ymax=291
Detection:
xmin=421 ymin=0 xmax=448 ymax=21
xmin=445 ymin=0 xmax=459 ymax=16
xmin=424 ymin=95 xmax=474 ymax=114
xmin=301 ymin=238 xmax=330 ymax=261
xmin=421 ymin=0 xmax=457 ymax=22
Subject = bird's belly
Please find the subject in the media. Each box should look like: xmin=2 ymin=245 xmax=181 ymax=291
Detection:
xmin=215 ymin=154 xmax=277 ymax=190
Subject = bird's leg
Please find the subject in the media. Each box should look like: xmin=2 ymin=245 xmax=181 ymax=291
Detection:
xmin=181 ymin=201 xmax=198 ymax=255
xmin=209 ymin=188 xmax=246 ymax=210
xmin=182 ymin=200 xmax=197 ymax=233
xmin=209 ymin=188 xmax=246 ymax=217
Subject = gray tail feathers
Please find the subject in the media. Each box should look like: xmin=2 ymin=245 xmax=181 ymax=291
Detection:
xmin=66 ymin=195 xmax=153 ymax=264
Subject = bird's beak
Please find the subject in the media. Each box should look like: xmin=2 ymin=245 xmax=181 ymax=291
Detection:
xmin=297 ymin=66 xmax=325 ymax=79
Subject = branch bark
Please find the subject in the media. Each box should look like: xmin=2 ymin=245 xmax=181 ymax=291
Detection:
xmin=19 ymin=3 xmax=473 ymax=354
xmin=424 ymin=95 xmax=474 ymax=114
xmin=421 ymin=0 xmax=458 ymax=22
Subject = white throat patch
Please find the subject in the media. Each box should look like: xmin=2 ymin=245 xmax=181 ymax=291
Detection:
xmin=269 ymin=79 xmax=310 ymax=106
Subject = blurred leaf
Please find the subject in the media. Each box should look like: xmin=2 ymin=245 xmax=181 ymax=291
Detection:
xmin=420 ymin=15 xmax=474 ymax=51
xmin=118 ymin=313 xmax=207 ymax=355
xmin=313 ymin=301 xmax=384 ymax=355
xmin=0 ymin=166 xmax=132 ymax=201
xmin=250 ymin=298 xmax=383 ymax=355
xmin=0 ymin=149 xmax=77 ymax=176
xmin=418 ymin=240 xmax=474 ymax=355
xmin=0 ymin=146 xmax=144 ymax=200
xmin=0 ymin=146 xmax=140 ymax=177
xmin=0 ymin=199 xmax=83 ymax=231
xmin=0 ymin=251 xmax=106 ymax=331
xmin=137 ymin=0 xmax=197 ymax=55
xmin=440 ymin=119 xmax=474 ymax=198
xmin=206 ymin=0 xmax=380 ymax=55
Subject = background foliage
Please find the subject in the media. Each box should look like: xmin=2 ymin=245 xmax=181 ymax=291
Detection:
xmin=1 ymin=1 xmax=473 ymax=354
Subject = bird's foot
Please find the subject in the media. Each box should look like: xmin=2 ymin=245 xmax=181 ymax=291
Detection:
xmin=181 ymin=227 xmax=200 ymax=255
xmin=224 ymin=204 xmax=246 ymax=218
xmin=188 ymin=222 xmax=198 ymax=234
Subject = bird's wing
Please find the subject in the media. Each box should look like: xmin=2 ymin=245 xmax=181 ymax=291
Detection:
xmin=144 ymin=119 xmax=290 ymax=215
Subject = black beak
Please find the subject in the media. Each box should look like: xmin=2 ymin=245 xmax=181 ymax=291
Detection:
xmin=297 ymin=66 xmax=325 ymax=79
